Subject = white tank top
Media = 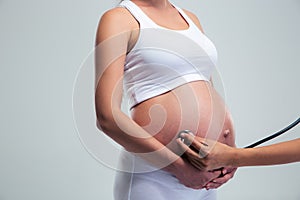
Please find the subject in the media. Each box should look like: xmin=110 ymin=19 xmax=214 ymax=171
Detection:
xmin=118 ymin=0 xmax=218 ymax=109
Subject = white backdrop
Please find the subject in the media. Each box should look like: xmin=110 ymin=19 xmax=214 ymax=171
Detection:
xmin=0 ymin=0 xmax=299 ymax=199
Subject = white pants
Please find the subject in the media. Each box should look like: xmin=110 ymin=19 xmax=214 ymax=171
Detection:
xmin=113 ymin=151 xmax=217 ymax=200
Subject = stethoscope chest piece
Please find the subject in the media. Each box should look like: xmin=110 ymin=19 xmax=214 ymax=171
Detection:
xmin=177 ymin=129 xmax=195 ymax=145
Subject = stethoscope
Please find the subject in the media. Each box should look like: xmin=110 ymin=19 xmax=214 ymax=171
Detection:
xmin=178 ymin=117 xmax=300 ymax=149
xmin=178 ymin=117 xmax=300 ymax=176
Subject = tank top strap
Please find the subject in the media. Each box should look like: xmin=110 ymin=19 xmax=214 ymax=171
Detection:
xmin=170 ymin=4 xmax=200 ymax=31
xmin=118 ymin=0 xmax=156 ymax=29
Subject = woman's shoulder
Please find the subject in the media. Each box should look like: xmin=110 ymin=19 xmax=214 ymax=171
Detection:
xmin=99 ymin=7 xmax=137 ymax=29
xmin=95 ymin=7 xmax=138 ymax=44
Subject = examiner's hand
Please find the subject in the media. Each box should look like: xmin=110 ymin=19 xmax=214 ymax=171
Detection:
xmin=176 ymin=133 xmax=237 ymax=171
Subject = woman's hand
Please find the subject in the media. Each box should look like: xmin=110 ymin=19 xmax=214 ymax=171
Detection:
xmin=175 ymin=134 xmax=238 ymax=189
xmin=176 ymin=133 xmax=238 ymax=171
xmin=204 ymin=167 xmax=237 ymax=189
xmin=171 ymin=157 xmax=221 ymax=189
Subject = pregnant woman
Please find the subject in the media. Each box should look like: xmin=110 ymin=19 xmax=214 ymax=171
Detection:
xmin=95 ymin=0 xmax=236 ymax=199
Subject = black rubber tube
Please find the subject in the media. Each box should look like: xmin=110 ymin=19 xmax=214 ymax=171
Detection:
xmin=244 ymin=117 xmax=300 ymax=148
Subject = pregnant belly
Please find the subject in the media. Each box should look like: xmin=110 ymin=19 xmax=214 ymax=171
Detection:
xmin=130 ymin=81 xmax=235 ymax=154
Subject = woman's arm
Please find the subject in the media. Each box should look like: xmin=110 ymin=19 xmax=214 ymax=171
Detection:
xmin=94 ymin=8 xmax=220 ymax=189
xmin=95 ymin=7 xmax=178 ymax=170
xmin=177 ymin=134 xmax=300 ymax=170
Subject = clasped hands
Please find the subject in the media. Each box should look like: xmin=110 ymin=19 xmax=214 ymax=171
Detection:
xmin=176 ymin=133 xmax=237 ymax=190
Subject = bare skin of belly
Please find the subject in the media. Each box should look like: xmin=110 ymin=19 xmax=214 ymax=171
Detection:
xmin=130 ymin=80 xmax=235 ymax=156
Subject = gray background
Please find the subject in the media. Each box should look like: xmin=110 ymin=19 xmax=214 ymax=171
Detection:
xmin=0 ymin=0 xmax=299 ymax=199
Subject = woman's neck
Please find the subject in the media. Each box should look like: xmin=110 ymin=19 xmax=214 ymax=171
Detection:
xmin=131 ymin=0 xmax=172 ymax=9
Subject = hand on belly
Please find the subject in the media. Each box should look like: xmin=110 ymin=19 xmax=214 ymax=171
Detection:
xmin=130 ymin=81 xmax=236 ymax=189
xmin=131 ymin=81 xmax=236 ymax=154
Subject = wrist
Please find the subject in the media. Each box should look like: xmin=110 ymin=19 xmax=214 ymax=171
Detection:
xmin=163 ymin=157 xmax=185 ymax=175
xmin=228 ymin=148 xmax=242 ymax=167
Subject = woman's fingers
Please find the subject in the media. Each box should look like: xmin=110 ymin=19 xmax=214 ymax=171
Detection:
xmin=205 ymin=182 xmax=222 ymax=189
xmin=205 ymin=168 xmax=237 ymax=189
xmin=212 ymin=173 xmax=232 ymax=184
xmin=204 ymin=176 xmax=228 ymax=189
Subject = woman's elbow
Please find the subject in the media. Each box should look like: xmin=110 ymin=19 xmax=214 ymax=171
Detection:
xmin=95 ymin=110 xmax=119 ymax=133
xmin=96 ymin=119 xmax=104 ymax=131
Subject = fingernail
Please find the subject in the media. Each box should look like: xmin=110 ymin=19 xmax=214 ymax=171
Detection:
xmin=180 ymin=133 xmax=187 ymax=137
xmin=200 ymin=141 xmax=208 ymax=147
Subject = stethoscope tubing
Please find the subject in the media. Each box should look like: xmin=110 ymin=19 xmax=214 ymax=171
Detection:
xmin=244 ymin=117 xmax=300 ymax=148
